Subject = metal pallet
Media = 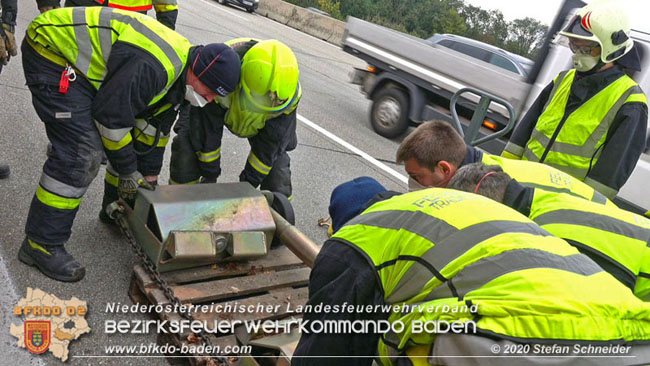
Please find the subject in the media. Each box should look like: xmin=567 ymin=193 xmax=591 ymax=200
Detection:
xmin=129 ymin=247 xmax=310 ymax=366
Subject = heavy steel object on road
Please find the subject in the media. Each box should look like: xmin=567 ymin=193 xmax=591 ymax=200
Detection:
xmin=108 ymin=183 xmax=320 ymax=365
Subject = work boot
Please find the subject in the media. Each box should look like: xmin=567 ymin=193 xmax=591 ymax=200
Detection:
xmin=18 ymin=238 xmax=85 ymax=282
xmin=0 ymin=163 xmax=9 ymax=179
xmin=98 ymin=206 xmax=117 ymax=227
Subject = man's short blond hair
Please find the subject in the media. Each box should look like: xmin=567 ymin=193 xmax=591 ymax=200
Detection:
xmin=396 ymin=121 xmax=467 ymax=169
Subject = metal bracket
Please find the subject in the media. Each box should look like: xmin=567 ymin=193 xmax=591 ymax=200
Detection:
xmin=449 ymin=87 xmax=517 ymax=147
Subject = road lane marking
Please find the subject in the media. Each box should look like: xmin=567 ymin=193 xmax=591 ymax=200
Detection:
xmin=297 ymin=114 xmax=408 ymax=185
xmin=197 ymin=0 xmax=248 ymax=21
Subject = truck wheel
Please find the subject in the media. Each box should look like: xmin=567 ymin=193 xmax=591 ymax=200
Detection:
xmin=246 ymin=7 xmax=255 ymax=13
xmin=370 ymin=88 xmax=409 ymax=138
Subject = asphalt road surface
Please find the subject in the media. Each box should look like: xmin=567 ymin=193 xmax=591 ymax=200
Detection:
xmin=0 ymin=1 xmax=410 ymax=364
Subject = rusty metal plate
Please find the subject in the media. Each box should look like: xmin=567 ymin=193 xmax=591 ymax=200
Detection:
xmin=229 ymin=231 xmax=267 ymax=259
xmin=125 ymin=183 xmax=276 ymax=272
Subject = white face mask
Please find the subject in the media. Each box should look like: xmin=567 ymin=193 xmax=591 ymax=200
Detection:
xmin=572 ymin=51 xmax=601 ymax=72
xmin=185 ymin=85 xmax=209 ymax=107
xmin=408 ymin=176 xmax=431 ymax=192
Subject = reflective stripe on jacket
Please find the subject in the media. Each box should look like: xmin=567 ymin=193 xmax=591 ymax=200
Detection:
xmin=26 ymin=7 xmax=190 ymax=98
xmin=333 ymin=188 xmax=650 ymax=365
xmin=95 ymin=0 xmax=178 ymax=13
xmin=529 ymin=188 xmax=650 ymax=300
xmin=522 ymin=69 xmax=647 ymax=180
xmin=481 ymin=154 xmax=612 ymax=205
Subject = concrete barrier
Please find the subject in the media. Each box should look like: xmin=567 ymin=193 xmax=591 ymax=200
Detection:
xmin=256 ymin=0 xmax=346 ymax=46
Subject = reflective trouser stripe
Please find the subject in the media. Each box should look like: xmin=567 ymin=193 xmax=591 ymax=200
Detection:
xmin=169 ymin=178 xmax=200 ymax=185
xmin=197 ymin=148 xmax=221 ymax=163
xmin=105 ymin=166 xmax=119 ymax=188
xmin=154 ymin=4 xmax=178 ymax=11
xmin=36 ymin=186 xmax=82 ymax=210
xmin=36 ymin=173 xmax=87 ymax=210
xmin=425 ymin=249 xmax=603 ymax=300
xmin=247 ymin=152 xmax=271 ymax=175
xmin=39 ymin=172 xmax=88 ymax=198
xmin=534 ymin=209 xmax=650 ymax=243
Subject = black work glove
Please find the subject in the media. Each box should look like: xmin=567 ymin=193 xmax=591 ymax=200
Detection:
xmin=118 ymin=171 xmax=155 ymax=200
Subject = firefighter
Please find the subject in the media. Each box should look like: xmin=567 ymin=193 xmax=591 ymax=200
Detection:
xmin=502 ymin=0 xmax=647 ymax=199
xmin=0 ymin=0 xmax=16 ymax=179
xmin=397 ymin=120 xmax=612 ymax=204
xmin=169 ymin=38 xmax=300 ymax=200
xmin=20 ymin=7 xmax=240 ymax=282
xmin=36 ymin=0 xmax=178 ymax=30
xmin=448 ymin=162 xmax=650 ymax=301
xmin=293 ymin=177 xmax=650 ymax=366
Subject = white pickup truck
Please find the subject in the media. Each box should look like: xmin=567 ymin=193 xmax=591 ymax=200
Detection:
xmin=342 ymin=1 xmax=650 ymax=215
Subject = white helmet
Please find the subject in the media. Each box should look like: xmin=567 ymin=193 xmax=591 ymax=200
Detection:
xmin=560 ymin=0 xmax=633 ymax=63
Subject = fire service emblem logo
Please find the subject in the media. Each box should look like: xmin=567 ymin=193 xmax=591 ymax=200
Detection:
xmin=24 ymin=321 xmax=51 ymax=354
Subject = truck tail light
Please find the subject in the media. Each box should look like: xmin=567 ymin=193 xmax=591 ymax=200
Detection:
xmin=483 ymin=120 xmax=497 ymax=130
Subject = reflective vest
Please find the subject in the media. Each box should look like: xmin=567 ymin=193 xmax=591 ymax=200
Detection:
xmin=214 ymin=38 xmax=301 ymax=138
xmin=522 ymin=69 xmax=647 ymax=181
xmin=333 ymin=189 xmax=650 ymax=365
xmin=26 ymin=7 xmax=190 ymax=156
xmin=529 ymin=188 xmax=650 ymax=300
xmin=26 ymin=7 xmax=190 ymax=97
xmin=95 ymin=0 xmax=178 ymax=13
xmin=481 ymin=154 xmax=613 ymax=205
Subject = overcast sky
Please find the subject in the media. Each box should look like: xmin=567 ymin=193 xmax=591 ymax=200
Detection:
xmin=463 ymin=0 xmax=648 ymax=30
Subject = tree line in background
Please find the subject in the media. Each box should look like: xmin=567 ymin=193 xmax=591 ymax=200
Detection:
xmin=287 ymin=0 xmax=549 ymax=59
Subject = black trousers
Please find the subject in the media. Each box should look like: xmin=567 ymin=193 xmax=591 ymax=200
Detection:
xmin=170 ymin=107 xmax=293 ymax=198
xmin=22 ymin=40 xmax=103 ymax=245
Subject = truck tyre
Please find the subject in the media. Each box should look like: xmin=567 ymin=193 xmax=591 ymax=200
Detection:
xmin=246 ymin=7 xmax=255 ymax=13
xmin=370 ymin=87 xmax=410 ymax=138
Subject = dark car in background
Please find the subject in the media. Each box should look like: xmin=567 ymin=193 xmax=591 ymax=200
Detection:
xmin=427 ymin=34 xmax=534 ymax=77
xmin=217 ymin=0 xmax=259 ymax=13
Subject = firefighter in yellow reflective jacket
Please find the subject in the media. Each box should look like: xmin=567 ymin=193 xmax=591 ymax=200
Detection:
xmin=397 ymin=120 xmax=613 ymax=205
xmin=449 ymin=162 xmax=650 ymax=301
xmin=170 ymin=38 xmax=301 ymax=199
xmin=36 ymin=0 xmax=178 ymax=30
xmin=293 ymin=177 xmax=650 ymax=366
xmin=20 ymin=7 xmax=240 ymax=282
xmin=502 ymin=1 xmax=648 ymax=199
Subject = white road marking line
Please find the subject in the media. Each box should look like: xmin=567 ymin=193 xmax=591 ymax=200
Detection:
xmin=197 ymin=0 xmax=248 ymax=21
xmin=297 ymin=114 xmax=408 ymax=185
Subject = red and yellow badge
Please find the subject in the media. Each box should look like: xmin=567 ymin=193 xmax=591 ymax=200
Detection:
xmin=24 ymin=321 xmax=51 ymax=354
